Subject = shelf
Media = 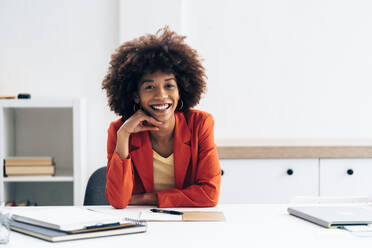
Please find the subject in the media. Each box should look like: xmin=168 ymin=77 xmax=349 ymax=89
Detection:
xmin=2 ymin=176 xmax=74 ymax=182
xmin=2 ymin=170 xmax=73 ymax=182
xmin=0 ymin=98 xmax=76 ymax=108
xmin=0 ymin=98 xmax=86 ymax=205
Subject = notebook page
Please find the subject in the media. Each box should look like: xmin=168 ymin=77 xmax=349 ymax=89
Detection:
xmin=85 ymin=207 xmax=141 ymax=220
xmin=139 ymin=210 xmax=182 ymax=221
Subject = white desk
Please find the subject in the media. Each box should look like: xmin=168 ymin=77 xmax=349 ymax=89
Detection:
xmin=4 ymin=204 xmax=372 ymax=248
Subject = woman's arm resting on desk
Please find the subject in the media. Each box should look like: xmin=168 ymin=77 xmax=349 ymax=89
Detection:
xmin=129 ymin=193 xmax=157 ymax=205
xmin=157 ymin=176 xmax=220 ymax=208
xmin=106 ymin=152 xmax=135 ymax=209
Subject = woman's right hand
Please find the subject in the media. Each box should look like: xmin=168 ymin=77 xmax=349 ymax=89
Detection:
xmin=118 ymin=109 xmax=165 ymax=135
xmin=115 ymin=110 xmax=164 ymax=158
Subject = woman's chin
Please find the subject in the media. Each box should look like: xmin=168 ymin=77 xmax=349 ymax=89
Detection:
xmin=150 ymin=110 xmax=174 ymax=123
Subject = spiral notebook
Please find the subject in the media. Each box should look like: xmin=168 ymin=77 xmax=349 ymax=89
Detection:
xmin=10 ymin=219 xmax=147 ymax=242
xmin=11 ymin=207 xmax=131 ymax=232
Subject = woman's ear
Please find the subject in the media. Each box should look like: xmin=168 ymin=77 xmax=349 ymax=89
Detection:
xmin=134 ymin=94 xmax=140 ymax=104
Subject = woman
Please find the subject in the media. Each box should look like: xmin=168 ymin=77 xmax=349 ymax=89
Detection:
xmin=102 ymin=27 xmax=221 ymax=209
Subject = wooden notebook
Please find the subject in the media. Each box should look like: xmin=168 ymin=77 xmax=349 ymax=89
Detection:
xmin=182 ymin=211 xmax=226 ymax=221
xmin=140 ymin=210 xmax=226 ymax=222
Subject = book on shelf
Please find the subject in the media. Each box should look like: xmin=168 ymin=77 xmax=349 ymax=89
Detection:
xmin=10 ymin=219 xmax=147 ymax=242
xmin=5 ymin=200 xmax=38 ymax=207
xmin=5 ymin=165 xmax=55 ymax=177
xmin=0 ymin=96 xmax=16 ymax=99
xmin=4 ymin=156 xmax=54 ymax=166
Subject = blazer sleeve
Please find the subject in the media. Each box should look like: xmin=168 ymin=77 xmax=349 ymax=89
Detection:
xmin=105 ymin=123 xmax=134 ymax=209
xmin=157 ymin=114 xmax=221 ymax=207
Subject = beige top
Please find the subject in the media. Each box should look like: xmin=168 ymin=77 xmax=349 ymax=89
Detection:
xmin=153 ymin=150 xmax=175 ymax=192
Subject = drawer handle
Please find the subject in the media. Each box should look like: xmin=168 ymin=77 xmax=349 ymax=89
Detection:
xmin=347 ymin=169 xmax=354 ymax=175
xmin=221 ymin=169 xmax=224 ymax=176
xmin=287 ymin=169 xmax=293 ymax=176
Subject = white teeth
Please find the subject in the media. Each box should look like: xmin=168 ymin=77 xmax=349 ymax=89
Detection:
xmin=152 ymin=104 xmax=170 ymax=110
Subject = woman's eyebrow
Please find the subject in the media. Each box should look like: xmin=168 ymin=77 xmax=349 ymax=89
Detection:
xmin=141 ymin=77 xmax=175 ymax=83
xmin=165 ymin=77 xmax=176 ymax=81
xmin=141 ymin=79 xmax=153 ymax=83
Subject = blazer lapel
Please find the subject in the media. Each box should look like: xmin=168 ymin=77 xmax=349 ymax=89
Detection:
xmin=130 ymin=131 xmax=154 ymax=193
xmin=173 ymin=112 xmax=191 ymax=189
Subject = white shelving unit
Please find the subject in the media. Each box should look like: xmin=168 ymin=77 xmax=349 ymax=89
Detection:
xmin=0 ymin=98 xmax=86 ymax=206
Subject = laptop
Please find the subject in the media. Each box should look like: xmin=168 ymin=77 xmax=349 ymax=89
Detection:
xmin=288 ymin=206 xmax=372 ymax=228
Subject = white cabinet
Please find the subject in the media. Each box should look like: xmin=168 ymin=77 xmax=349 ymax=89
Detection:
xmin=217 ymin=142 xmax=372 ymax=203
xmin=219 ymin=159 xmax=319 ymax=203
xmin=320 ymin=158 xmax=372 ymax=198
xmin=0 ymin=99 xmax=86 ymax=206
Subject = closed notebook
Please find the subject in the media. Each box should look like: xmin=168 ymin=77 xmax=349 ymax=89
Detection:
xmin=139 ymin=210 xmax=226 ymax=222
xmin=10 ymin=219 xmax=147 ymax=242
xmin=5 ymin=165 xmax=55 ymax=176
xmin=5 ymin=157 xmax=54 ymax=166
xmin=11 ymin=207 xmax=130 ymax=232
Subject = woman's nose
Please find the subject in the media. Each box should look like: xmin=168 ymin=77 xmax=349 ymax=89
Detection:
xmin=154 ymin=87 xmax=167 ymax=98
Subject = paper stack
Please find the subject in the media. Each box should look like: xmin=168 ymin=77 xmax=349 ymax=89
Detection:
xmin=4 ymin=157 xmax=55 ymax=177
xmin=9 ymin=207 xmax=147 ymax=242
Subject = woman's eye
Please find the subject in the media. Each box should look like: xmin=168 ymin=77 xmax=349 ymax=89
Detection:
xmin=165 ymin=84 xmax=175 ymax=89
xmin=144 ymin=85 xmax=154 ymax=90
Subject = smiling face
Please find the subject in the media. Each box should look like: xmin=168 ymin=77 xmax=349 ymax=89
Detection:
xmin=135 ymin=71 xmax=180 ymax=124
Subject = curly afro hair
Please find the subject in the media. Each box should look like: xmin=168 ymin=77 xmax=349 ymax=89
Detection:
xmin=102 ymin=27 xmax=207 ymax=120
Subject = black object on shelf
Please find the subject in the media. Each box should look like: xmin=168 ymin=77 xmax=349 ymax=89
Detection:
xmin=17 ymin=93 xmax=31 ymax=99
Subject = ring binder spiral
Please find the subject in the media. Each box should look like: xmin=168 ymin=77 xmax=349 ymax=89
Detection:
xmin=124 ymin=218 xmax=147 ymax=226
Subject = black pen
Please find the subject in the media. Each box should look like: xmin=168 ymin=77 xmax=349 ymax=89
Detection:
xmin=150 ymin=208 xmax=183 ymax=215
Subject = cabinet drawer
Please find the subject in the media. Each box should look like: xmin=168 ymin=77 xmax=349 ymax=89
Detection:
xmin=219 ymin=159 xmax=319 ymax=203
xmin=320 ymin=158 xmax=372 ymax=198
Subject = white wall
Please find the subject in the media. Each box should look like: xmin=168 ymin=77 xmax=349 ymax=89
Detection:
xmin=182 ymin=0 xmax=372 ymax=140
xmin=1 ymin=0 xmax=372 ymax=182
xmin=119 ymin=0 xmax=183 ymax=42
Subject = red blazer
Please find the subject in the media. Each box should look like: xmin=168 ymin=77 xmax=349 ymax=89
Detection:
xmin=105 ymin=109 xmax=221 ymax=208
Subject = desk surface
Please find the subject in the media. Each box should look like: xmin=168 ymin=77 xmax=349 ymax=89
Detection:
xmin=4 ymin=204 xmax=372 ymax=248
